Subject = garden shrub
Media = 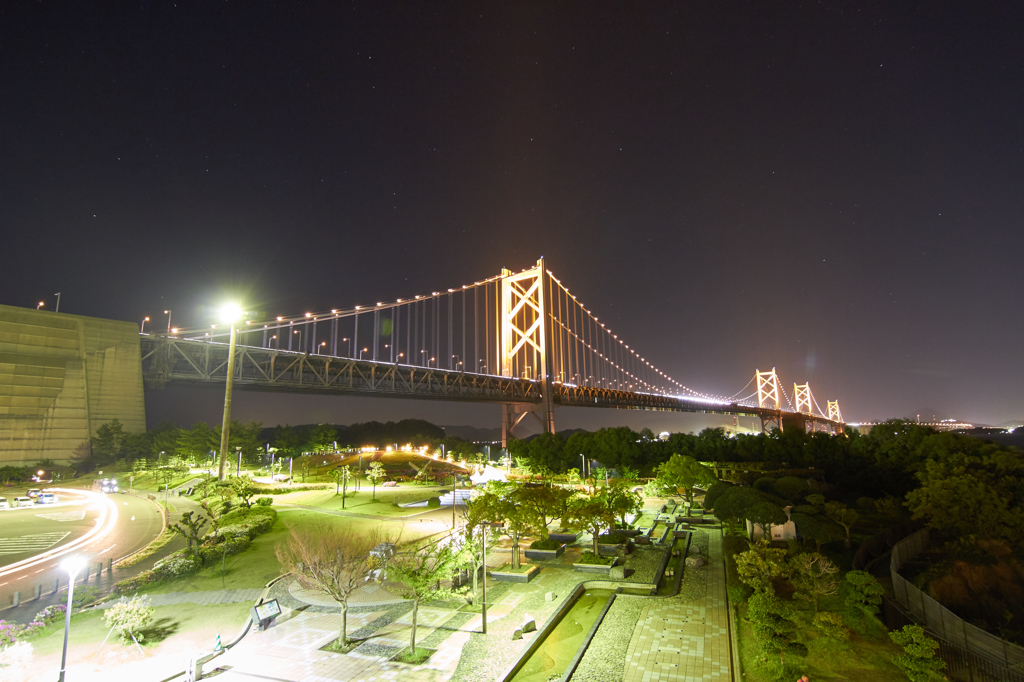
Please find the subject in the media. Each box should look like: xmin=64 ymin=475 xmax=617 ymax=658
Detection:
xmin=153 ymin=550 xmax=202 ymax=579
xmin=252 ymin=483 xmax=330 ymax=495
xmin=844 ymin=570 xmax=885 ymax=614
xmin=0 ymin=640 xmax=33 ymax=673
xmin=111 ymin=570 xmax=157 ymax=595
xmin=255 ymin=496 xmax=273 ymax=506
xmin=597 ymin=534 xmax=625 ymax=544
xmin=889 ymin=624 xmax=945 ymax=682
xmin=576 ymin=552 xmax=614 ymax=565
xmin=104 ymin=595 xmax=154 ymax=644
xmin=529 ymin=538 xmax=562 ymax=551
xmin=727 ymin=584 xmax=751 ymax=604
xmin=427 ymin=497 xmax=441 ymax=508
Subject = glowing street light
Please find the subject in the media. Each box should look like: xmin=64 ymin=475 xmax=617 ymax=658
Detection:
xmin=217 ymin=303 xmax=244 ymax=481
xmin=316 ymin=341 xmax=326 ymax=354
xmin=359 ymin=347 xmax=369 ymax=360
xmin=140 ymin=316 xmax=150 ymax=333
xmin=58 ymin=556 xmax=87 ymax=682
xmin=37 ymin=301 xmax=45 ymax=310
xmin=164 ymin=309 xmax=172 ymax=334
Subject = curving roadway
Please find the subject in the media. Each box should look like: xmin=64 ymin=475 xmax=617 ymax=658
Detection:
xmin=0 ymin=487 xmax=164 ymax=611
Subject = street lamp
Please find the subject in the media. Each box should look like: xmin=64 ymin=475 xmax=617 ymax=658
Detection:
xmin=359 ymin=347 xmax=368 ymax=360
xmin=140 ymin=316 xmax=150 ymax=333
xmin=341 ymin=337 xmax=350 ymax=356
xmin=452 ymin=354 xmax=460 ymax=371
xmin=316 ymin=341 xmax=326 ymax=354
xmin=217 ymin=303 xmax=243 ymax=481
xmin=164 ymin=309 xmax=172 ymax=334
xmin=37 ymin=301 xmax=45 ymax=310
xmin=478 ymin=359 xmax=487 ymax=373
xmin=420 ymin=349 xmax=428 ymax=366
xmin=58 ymin=556 xmax=87 ymax=682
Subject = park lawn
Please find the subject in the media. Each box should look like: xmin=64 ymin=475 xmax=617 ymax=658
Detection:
xmin=272 ymin=487 xmax=446 ymax=515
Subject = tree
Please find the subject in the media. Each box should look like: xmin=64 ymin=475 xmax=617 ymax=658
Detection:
xmin=746 ymin=591 xmax=802 ymax=674
xmin=790 ymin=512 xmax=844 ymax=552
xmin=307 ymin=424 xmax=338 ymax=452
xmin=813 ymin=611 xmax=849 ymax=645
xmin=654 ymin=454 xmax=718 ymax=507
xmin=565 ymin=494 xmax=618 ymax=556
xmin=789 ymin=552 xmax=839 ymax=611
xmin=92 ymin=419 xmax=129 ymax=465
xmin=889 ymin=625 xmax=945 ymax=682
xmin=330 ymin=466 xmax=352 ymax=509
xmin=605 ymin=483 xmax=643 ymax=528
xmin=366 ymin=461 xmax=386 ymax=500
xmin=230 ymin=476 xmax=257 ymax=509
xmin=823 ymin=501 xmax=859 ymax=550
xmin=734 ymin=540 xmax=789 ymax=594
xmin=844 ymin=570 xmax=885 ymax=614
xmin=515 ymin=485 xmax=578 ymax=536
xmin=276 ymin=522 xmax=388 ymax=648
xmin=387 ymin=539 xmax=467 ymax=655
xmin=273 ymin=425 xmax=303 ymax=458
xmin=905 ymin=449 xmax=1024 ymax=547
xmin=169 ymin=511 xmax=208 ymax=558
xmin=468 ymin=483 xmax=544 ymax=569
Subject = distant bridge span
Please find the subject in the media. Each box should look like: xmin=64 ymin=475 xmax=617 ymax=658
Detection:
xmin=141 ymin=258 xmax=845 ymax=442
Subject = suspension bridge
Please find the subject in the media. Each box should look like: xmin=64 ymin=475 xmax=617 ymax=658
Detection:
xmin=139 ymin=258 xmax=844 ymax=443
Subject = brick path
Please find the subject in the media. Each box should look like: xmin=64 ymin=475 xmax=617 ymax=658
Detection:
xmin=623 ymin=529 xmax=732 ymax=681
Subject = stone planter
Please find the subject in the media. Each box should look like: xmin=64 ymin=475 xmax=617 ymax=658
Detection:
xmin=524 ymin=544 xmax=565 ymax=561
xmin=608 ymin=528 xmax=642 ymax=539
xmin=548 ymin=531 xmax=579 ymax=544
xmin=490 ymin=564 xmax=540 ymax=584
xmin=597 ymin=540 xmax=634 ymax=557
xmin=572 ymin=557 xmax=618 ymax=574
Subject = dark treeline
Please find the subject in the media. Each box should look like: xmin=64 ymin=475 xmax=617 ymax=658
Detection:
xmin=257 ymin=419 xmax=445 ymax=449
xmin=510 ymin=421 xmax=1024 ymax=502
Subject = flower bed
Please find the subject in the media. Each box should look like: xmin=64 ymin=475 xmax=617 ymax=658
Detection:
xmin=0 ymin=604 xmax=66 ymax=645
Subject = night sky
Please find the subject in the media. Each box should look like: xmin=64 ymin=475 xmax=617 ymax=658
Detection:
xmin=3 ymin=2 xmax=1022 ymax=430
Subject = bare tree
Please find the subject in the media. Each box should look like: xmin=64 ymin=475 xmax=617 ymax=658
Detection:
xmin=276 ymin=522 xmax=391 ymax=647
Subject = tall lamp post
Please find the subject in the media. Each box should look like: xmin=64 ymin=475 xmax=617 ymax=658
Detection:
xmin=58 ymin=556 xmax=86 ymax=682
xmin=217 ymin=304 xmax=243 ymax=481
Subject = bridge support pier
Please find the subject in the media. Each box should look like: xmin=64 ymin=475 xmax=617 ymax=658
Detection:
xmin=759 ymin=410 xmax=783 ymax=433
xmin=500 ymin=402 xmax=555 ymax=449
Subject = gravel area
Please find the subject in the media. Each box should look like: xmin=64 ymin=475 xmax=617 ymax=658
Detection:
xmin=679 ymin=530 xmax=709 ymax=601
xmin=570 ymin=594 xmax=647 ymax=682
xmin=621 ymin=545 xmax=668 ymax=584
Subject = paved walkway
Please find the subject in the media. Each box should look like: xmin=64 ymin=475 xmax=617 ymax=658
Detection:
xmin=97 ymin=587 xmax=263 ymax=608
xmin=623 ymin=529 xmax=732 ymax=681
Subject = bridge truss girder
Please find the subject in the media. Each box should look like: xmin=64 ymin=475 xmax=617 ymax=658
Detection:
xmin=140 ymin=337 xmax=846 ymax=435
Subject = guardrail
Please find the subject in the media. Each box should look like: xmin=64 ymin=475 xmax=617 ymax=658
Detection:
xmin=891 ymin=528 xmax=1024 ymax=673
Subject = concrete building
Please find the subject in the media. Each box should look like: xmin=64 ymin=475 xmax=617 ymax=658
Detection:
xmin=0 ymin=304 xmax=146 ymax=465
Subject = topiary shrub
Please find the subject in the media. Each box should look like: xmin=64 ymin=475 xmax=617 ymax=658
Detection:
xmin=427 ymin=497 xmax=441 ymax=509
xmin=255 ymin=496 xmax=273 ymax=506
xmin=529 ymin=538 xmax=562 ymax=551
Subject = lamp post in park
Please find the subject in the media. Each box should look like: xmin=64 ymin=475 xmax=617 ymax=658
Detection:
xmin=217 ymin=304 xmax=243 ymax=481
xmin=58 ymin=556 xmax=86 ymax=682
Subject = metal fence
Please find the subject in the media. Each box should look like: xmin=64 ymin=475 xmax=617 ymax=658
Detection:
xmin=890 ymin=528 xmax=1024 ymax=675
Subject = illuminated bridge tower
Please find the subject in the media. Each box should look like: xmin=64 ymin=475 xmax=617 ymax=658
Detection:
xmin=756 ymin=368 xmax=783 ymax=432
xmin=499 ymin=258 xmax=556 ymax=446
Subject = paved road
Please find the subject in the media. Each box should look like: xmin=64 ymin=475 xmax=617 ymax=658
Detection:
xmin=0 ymin=487 xmax=164 ymax=615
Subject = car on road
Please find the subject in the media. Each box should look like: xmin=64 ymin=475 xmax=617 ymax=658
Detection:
xmin=26 ymin=488 xmax=41 ymax=498
xmin=0 ymin=498 xmax=9 ymax=509
xmin=13 ymin=496 xmax=34 ymax=507
xmin=99 ymin=478 xmax=119 ymax=493
xmin=37 ymin=492 xmax=57 ymax=504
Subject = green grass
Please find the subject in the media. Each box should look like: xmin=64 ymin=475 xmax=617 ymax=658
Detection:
xmin=393 ymin=647 xmax=436 ymax=664
xmin=272 ymin=488 xmax=445 ymax=515
xmin=25 ymin=601 xmax=252 ymax=658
